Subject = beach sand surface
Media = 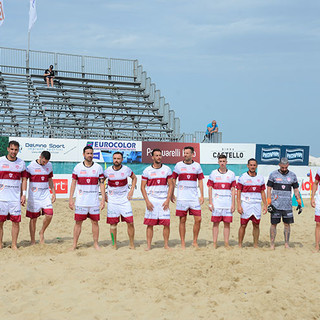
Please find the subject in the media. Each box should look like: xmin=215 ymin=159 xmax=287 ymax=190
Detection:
xmin=0 ymin=199 xmax=319 ymax=320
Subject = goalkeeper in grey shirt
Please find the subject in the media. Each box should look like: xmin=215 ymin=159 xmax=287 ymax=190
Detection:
xmin=267 ymin=157 xmax=302 ymax=249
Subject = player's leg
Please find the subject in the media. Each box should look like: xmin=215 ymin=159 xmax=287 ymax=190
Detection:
xmin=11 ymin=221 xmax=19 ymax=250
xmin=163 ymin=225 xmax=170 ymax=249
xmin=29 ymin=217 xmax=38 ymax=245
xmin=127 ymin=222 xmax=135 ymax=249
xmin=223 ymin=222 xmax=231 ymax=247
xmin=238 ymin=221 xmax=248 ymax=248
xmin=91 ymin=220 xmax=100 ymax=250
xmin=39 ymin=214 xmax=53 ymax=244
xmin=270 ymin=214 xmax=280 ymax=250
xmin=315 ymin=222 xmax=320 ymax=252
xmin=283 ymin=222 xmax=291 ymax=248
xmin=252 ymin=222 xmax=260 ymax=248
xmin=110 ymin=224 xmax=118 ymax=249
xmin=212 ymin=221 xmax=220 ymax=248
xmin=46 ymin=77 xmax=50 ymax=87
xmin=0 ymin=221 xmax=4 ymax=249
xmin=192 ymin=215 xmax=201 ymax=248
xmin=71 ymin=220 xmax=83 ymax=250
xmin=146 ymin=225 xmax=153 ymax=251
xmin=50 ymin=77 xmax=54 ymax=87
xmin=179 ymin=216 xmax=187 ymax=249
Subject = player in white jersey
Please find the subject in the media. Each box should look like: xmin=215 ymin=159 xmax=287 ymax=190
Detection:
xmin=172 ymin=146 xmax=204 ymax=249
xmin=141 ymin=149 xmax=173 ymax=250
xmin=311 ymin=168 xmax=320 ymax=251
xmin=104 ymin=152 xmax=137 ymax=249
xmin=207 ymin=155 xmax=236 ymax=248
xmin=69 ymin=146 xmax=105 ymax=250
xmin=237 ymin=158 xmax=267 ymax=248
xmin=0 ymin=140 xmax=27 ymax=250
xmin=26 ymin=151 xmax=56 ymax=245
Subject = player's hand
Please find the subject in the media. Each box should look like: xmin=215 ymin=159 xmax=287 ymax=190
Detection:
xmin=237 ymin=205 xmax=243 ymax=215
xmin=100 ymin=200 xmax=105 ymax=210
xmin=296 ymin=204 xmax=302 ymax=215
xmin=209 ymin=203 xmax=214 ymax=212
xmin=21 ymin=195 xmax=26 ymax=206
xmin=171 ymin=194 xmax=176 ymax=203
xmin=311 ymin=198 xmax=316 ymax=208
xmin=231 ymin=204 xmax=235 ymax=214
xmin=262 ymin=205 xmax=267 ymax=215
xmin=69 ymin=199 xmax=75 ymax=210
xmin=146 ymin=200 xmax=154 ymax=211
xmin=105 ymin=193 xmax=108 ymax=203
xmin=199 ymin=196 xmax=204 ymax=205
xmin=267 ymin=204 xmax=275 ymax=213
xmin=162 ymin=199 xmax=170 ymax=211
xmin=51 ymin=193 xmax=56 ymax=203
xmin=127 ymin=190 xmax=133 ymax=200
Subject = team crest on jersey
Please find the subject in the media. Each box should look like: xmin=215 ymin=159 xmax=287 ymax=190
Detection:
xmin=31 ymin=187 xmax=38 ymax=193
xmin=92 ymin=170 xmax=96 ymax=174
xmin=16 ymin=165 xmax=20 ymax=169
xmin=115 ymin=181 xmax=119 ymax=186
xmin=35 ymin=169 xmax=41 ymax=173
xmin=252 ymin=187 xmax=256 ymax=191
xmin=46 ymin=168 xmax=50 ymax=172
xmin=157 ymin=179 xmax=160 ymax=184
xmin=287 ymin=178 xmax=291 ymax=182
xmin=9 ymin=173 xmax=13 ymax=178
xmin=121 ymin=173 xmax=124 ymax=177
xmin=222 ymin=184 xmax=225 ymax=188
xmin=187 ymin=175 xmax=190 ymax=179
xmin=0 ymin=184 xmax=4 ymax=191
xmin=2 ymin=164 xmax=9 ymax=169
xmin=282 ymin=185 xmax=286 ymax=189
xmin=161 ymin=171 xmax=165 ymax=175
xmin=257 ymin=179 xmax=260 ymax=183
xmin=192 ymin=167 xmax=195 ymax=171
xmin=86 ymin=178 xmax=91 ymax=184
xmin=41 ymin=176 xmax=45 ymax=181
xmin=226 ymin=176 xmax=230 ymax=180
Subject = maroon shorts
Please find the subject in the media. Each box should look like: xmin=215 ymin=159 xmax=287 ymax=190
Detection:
xmin=241 ymin=215 xmax=260 ymax=225
xmin=0 ymin=214 xmax=21 ymax=223
xmin=107 ymin=215 xmax=134 ymax=224
xmin=315 ymin=216 xmax=320 ymax=223
xmin=211 ymin=216 xmax=232 ymax=223
xmin=144 ymin=218 xmax=170 ymax=226
xmin=26 ymin=208 xmax=54 ymax=219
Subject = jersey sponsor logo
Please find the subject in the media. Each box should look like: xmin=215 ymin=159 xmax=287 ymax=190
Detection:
xmin=246 ymin=180 xmax=252 ymax=183
xmin=80 ymin=170 xmax=86 ymax=174
xmin=31 ymin=187 xmax=38 ymax=192
xmin=151 ymin=172 xmax=156 ymax=177
xmin=78 ymin=189 xmax=83 ymax=195
xmin=181 ymin=168 xmax=187 ymax=172
xmin=35 ymin=169 xmax=41 ymax=173
xmin=216 ymin=176 xmax=221 ymax=180
xmin=276 ymin=178 xmax=282 ymax=181
xmin=109 ymin=174 xmax=115 ymax=178
xmin=2 ymin=164 xmax=9 ymax=169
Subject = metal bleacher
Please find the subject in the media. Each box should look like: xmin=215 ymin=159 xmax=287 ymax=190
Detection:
xmin=0 ymin=47 xmax=221 ymax=142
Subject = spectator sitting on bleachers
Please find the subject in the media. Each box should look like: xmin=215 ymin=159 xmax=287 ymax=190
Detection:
xmin=205 ymin=120 xmax=218 ymax=142
xmin=44 ymin=65 xmax=55 ymax=87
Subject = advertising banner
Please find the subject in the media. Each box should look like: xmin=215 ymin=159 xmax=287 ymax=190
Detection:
xmin=256 ymin=144 xmax=309 ymax=166
xmin=142 ymin=142 xmax=200 ymax=164
xmin=200 ymin=143 xmax=256 ymax=164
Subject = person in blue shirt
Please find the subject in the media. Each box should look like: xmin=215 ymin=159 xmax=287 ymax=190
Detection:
xmin=206 ymin=120 xmax=218 ymax=141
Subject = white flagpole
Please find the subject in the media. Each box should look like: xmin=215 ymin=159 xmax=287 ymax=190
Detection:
xmin=27 ymin=0 xmax=37 ymax=72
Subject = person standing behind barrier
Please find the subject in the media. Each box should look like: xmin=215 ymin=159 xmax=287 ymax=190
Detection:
xmin=44 ymin=65 xmax=55 ymax=87
xmin=69 ymin=146 xmax=105 ymax=250
xmin=207 ymin=154 xmax=236 ymax=248
xmin=267 ymin=157 xmax=302 ymax=250
xmin=0 ymin=140 xmax=27 ymax=250
xmin=104 ymin=152 xmax=137 ymax=250
xmin=237 ymin=158 xmax=267 ymax=248
xmin=171 ymin=146 xmax=204 ymax=249
xmin=26 ymin=151 xmax=56 ymax=245
xmin=311 ymin=168 xmax=320 ymax=251
xmin=141 ymin=149 xmax=173 ymax=251
xmin=205 ymin=120 xmax=218 ymax=142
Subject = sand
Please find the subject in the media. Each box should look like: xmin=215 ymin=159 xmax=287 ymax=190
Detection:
xmin=0 ymin=199 xmax=319 ymax=320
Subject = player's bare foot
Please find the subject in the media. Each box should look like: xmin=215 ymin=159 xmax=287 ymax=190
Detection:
xmin=164 ymin=245 xmax=171 ymax=250
xmin=213 ymin=242 xmax=217 ymax=249
xmin=30 ymin=241 xmax=36 ymax=245
xmin=181 ymin=244 xmax=186 ymax=250
xmin=270 ymin=244 xmax=275 ymax=250
xmin=224 ymin=244 xmax=231 ymax=249
xmin=145 ymin=246 xmax=151 ymax=251
xmin=39 ymin=232 xmax=45 ymax=244
xmin=11 ymin=245 xmax=18 ymax=250
xmin=284 ymin=244 xmax=290 ymax=249
xmin=253 ymin=244 xmax=258 ymax=248
xmin=129 ymin=245 xmax=135 ymax=250
xmin=192 ymin=242 xmax=199 ymax=249
xmin=94 ymin=244 xmax=101 ymax=250
xmin=238 ymin=243 xmax=242 ymax=248
xmin=69 ymin=245 xmax=77 ymax=251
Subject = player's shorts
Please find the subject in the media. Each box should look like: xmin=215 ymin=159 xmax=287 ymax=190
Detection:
xmin=107 ymin=201 xmax=133 ymax=224
xmin=270 ymin=208 xmax=294 ymax=225
xmin=0 ymin=201 xmax=21 ymax=223
xmin=315 ymin=207 xmax=320 ymax=222
xmin=144 ymin=197 xmax=170 ymax=226
xmin=240 ymin=202 xmax=261 ymax=225
xmin=74 ymin=206 xmax=100 ymax=221
xmin=211 ymin=208 xmax=232 ymax=223
xmin=176 ymin=199 xmax=201 ymax=217
xmin=26 ymin=200 xmax=53 ymax=219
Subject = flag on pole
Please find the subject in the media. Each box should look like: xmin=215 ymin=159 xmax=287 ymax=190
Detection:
xmin=0 ymin=0 xmax=5 ymax=27
xmin=28 ymin=0 xmax=37 ymax=31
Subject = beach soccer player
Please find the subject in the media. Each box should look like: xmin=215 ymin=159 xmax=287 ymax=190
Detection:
xmin=26 ymin=151 xmax=56 ymax=245
xmin=69 ymin=146 xmax=105 ymax=250
xmin=104 ymin=152 xmax=137 ymax=249
xmin=0 ymin=140 xmax=27 ymax=250
xmin=267 ymin=157 xmax=302 ymax=249
xmin=311 ymin=168 xmax=320 ymax=251
xmin=237 ymin=158 xmax=267 ymax=248
xmin=207 ymin=154 xmax=236 ymax=248
xmin=172 ymin=146 xmax=204 ymax=249
xmin=141 ymin=149 xmax=173 ymax=250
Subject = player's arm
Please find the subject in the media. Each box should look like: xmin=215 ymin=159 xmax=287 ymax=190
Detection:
xmin=68 ymin=179 xmax=77 ymax=210
xmin=48 ymin=177 xmax=56 ymax=203
xmin=231 ymin=186 xmax=236 ymax=213
xmin=213 ymin=126 xmax=218 ymax=133
xmin=237 ymin=189 xmax=243 ymax=214
xmin=261 ymin=189 xmax=267 ymax=214
xmin=198 ymin=178 xmax=204 ymax=205
xmin=208 ymin=185 xmax=213 ymax=211
xmin=99 ymin=177 xmax=105 ymax=210
xmin=21 ymin=177 xmax=27 ymax=206
xmin=311 ymin=180 xmax=319 ymax=208
xmin=141 ymin=179 xmax=153 ymax=211
xmin=293 ymin=187 xmax=302 ymax=214
xmin=163 ymin=177 xmax=173 ymax=210
xmin=127 ymin=173 xmax=137 ymax=200
xmin=171 ymin=178 xmax=176 ymax=203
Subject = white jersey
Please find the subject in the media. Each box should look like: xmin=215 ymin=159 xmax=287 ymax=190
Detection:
xmin=237 ymin=172 xmax=265 ymax=204
xmin=104 ymin=165 xmax=133 ymax=203
xmin=172 ymin=161 xmax=204 ymax=200
xmin=72 ymin=162 xmax=104 ymax=207
xmin=207 ymin=169 xmax=236 ymax=209
xmin=27 ymin=160 xmax=53 ymax=202
xmin=315 ymin=168 xmax=320 ymax=209
xmin=142 ymin=165 xmax=172 ymax=200
xmin=0 ymin=156 xmax=27 ymax=202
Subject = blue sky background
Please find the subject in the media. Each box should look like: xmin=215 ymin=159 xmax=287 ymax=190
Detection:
xmin=0 ymin=0 xmax=319 ymax=156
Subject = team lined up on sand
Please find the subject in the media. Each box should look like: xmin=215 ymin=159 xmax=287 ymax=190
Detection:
xmin=0 ymin=140 xmax=319 ymax=251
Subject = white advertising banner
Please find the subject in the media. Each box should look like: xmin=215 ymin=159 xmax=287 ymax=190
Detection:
xmin=200 ymin=143 xmax=256 ymax=164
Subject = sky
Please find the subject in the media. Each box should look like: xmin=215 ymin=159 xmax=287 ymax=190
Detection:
xmin=0 ymin=0 xmax=319 ymax=156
